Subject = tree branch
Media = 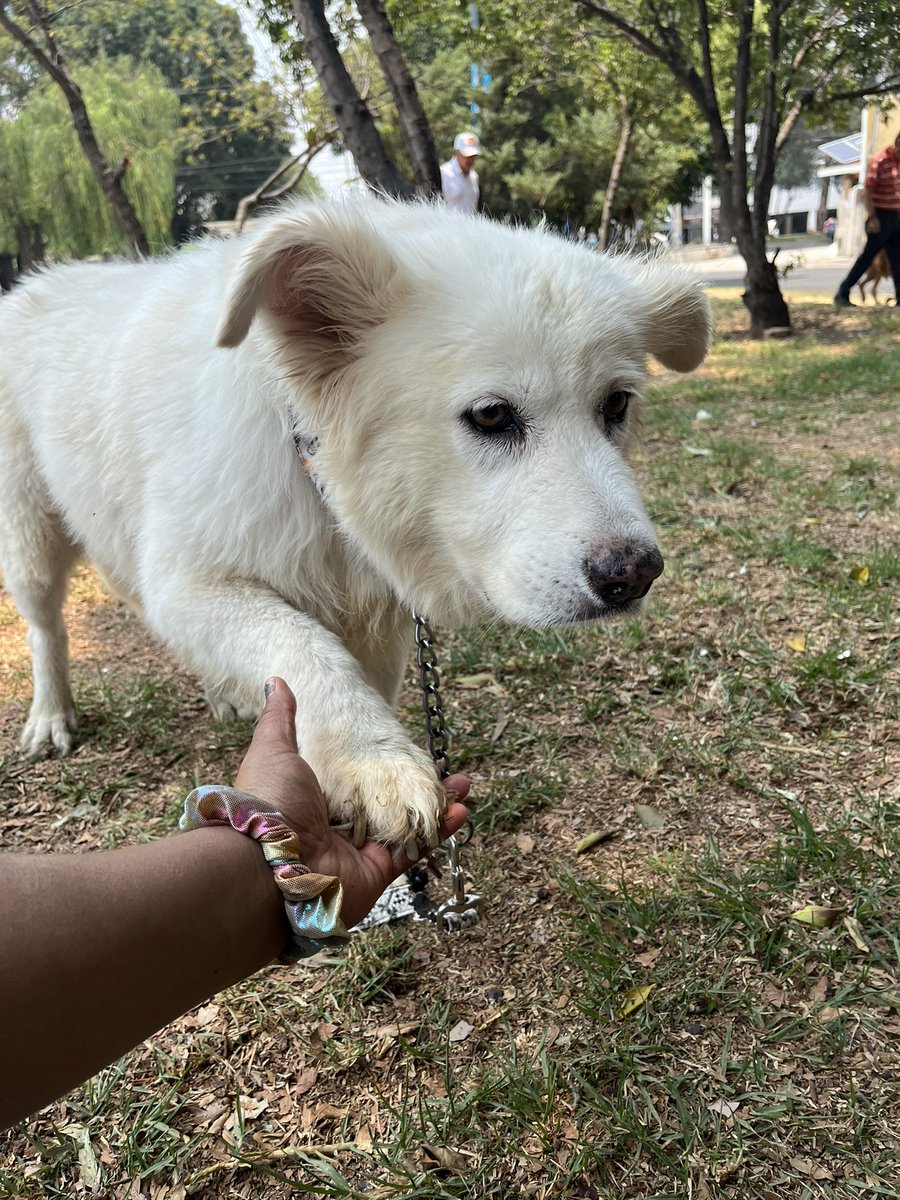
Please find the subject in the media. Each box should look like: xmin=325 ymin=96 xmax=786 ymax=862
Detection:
xmin=234 ymin=130 xmax=335 ymax=231
xmin=577 ymin=0 xmax=687 ymax=82
xmin=577 ymin=0 xmax=726 ymax=143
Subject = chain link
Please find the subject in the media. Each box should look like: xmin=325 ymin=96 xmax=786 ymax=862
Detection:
xmin=411 ymin=611 xmax=480 ymax=932
xmin=413 ymin=611 xmax=451 ymax=779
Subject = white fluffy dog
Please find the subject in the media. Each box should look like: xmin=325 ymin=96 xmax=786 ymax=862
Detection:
xmin=0 ymin=198 xmax=711 ymax=850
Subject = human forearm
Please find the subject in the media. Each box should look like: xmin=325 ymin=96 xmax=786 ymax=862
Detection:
xmin=0 ymin=827 xmax=287 ymax=1128
xmin=0 ymin=678 xmax=471 ymax=1131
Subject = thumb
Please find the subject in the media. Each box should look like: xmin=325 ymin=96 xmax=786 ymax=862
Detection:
xmin=252 ymin=676 xmax=299 ymax=755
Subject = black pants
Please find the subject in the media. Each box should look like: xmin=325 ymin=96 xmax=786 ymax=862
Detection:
xmin=838 ymin=208 xmax=900 ymax=300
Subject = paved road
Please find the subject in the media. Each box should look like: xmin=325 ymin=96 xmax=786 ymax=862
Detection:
xmin=677 ymin=243 xmax=870 ymax=298
xmin=699 ymin=264 xmax=848 ymax=295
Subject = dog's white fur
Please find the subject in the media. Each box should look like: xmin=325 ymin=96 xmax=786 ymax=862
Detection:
xmin=0 ymin=198 xmax=711 ymax=847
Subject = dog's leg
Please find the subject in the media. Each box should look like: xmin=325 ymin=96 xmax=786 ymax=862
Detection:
xmin=144 ymin=579 xmax=446 ymax=848
xmin=0 ymin=409 xmax=80 ymax=755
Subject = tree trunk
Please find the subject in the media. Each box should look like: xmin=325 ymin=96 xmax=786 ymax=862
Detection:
xmin=0 ymin=1 xmax=150 ymax=258
xmin=16 ymin=220 xmax=45 ymax=272
xmin=355 ymin=0 xmax=440 ymax=196
xmin=290 ymin=0 xmax=413 ymax=197
xmin=62 ymin=89 xmax=150 ymax=257
xmin=816 ymin=175 xmax=830 ymax=232
xmin=0 ymin=252 xmax=17 ymax=291
xmin=735 ymin=228 xmax=792 ymax=337
xmin=598 ymin=106 xmax=633 ymax=251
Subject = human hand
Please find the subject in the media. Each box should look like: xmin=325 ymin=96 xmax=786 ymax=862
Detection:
xmin=866 ymin=215 xmax=881 ymax=234
xmin=235 ymin=677 xmax=470 ymax=928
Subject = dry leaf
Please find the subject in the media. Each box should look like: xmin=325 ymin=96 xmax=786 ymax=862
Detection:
xmin=789 ymin=1157 xmax=833 ymax=1180
xmin=420 ymin=1143 xmax=469 ymax=1173
xmin=516 ymin=833 xmax=535 ymax=854
xmin=62 ymin=1124 xmax=101 ymax=1190
xmin=356 ymin=1125 xmax=374 ymax=1152
xmin=849 ymin=565 xmax=869 ymax=585
xmin=372 ymin=1020 xmax=421 ymax=1041
xmin=633 ymin=803 xmax=664 ymax=829
xmin=808 ymin=975 xmax=828 ymax=1003
xmin=194 ymin=1002 xmax=221 ymax=1027
xmin=448 ymin=1019 xmax=475 ymax=1043
xmin=708 ymin=1098 xmax=740 ymax=1118
xmin=635 ymin=948 xmax=661 ymax=967
xmin=619 ymin=984 xmax=654 ymax=1016
xmin=791 ymin=904 xmax=845 ymax=928
xmin=762 ymin=984 xmax=786 ymax=1009
xmin=294 ymin=1066 xmax=318 ymax=1095
xmin=817 ymin=1006 xmax=840 ymax=1023
xmin=784 ymin=634 xmax=806 ymax=653
xmin=843 ymin=916 xmax=870 ymax=952
xmin=455 ymin=673 xmax=495 ymax=689
xmin=575 ymin=828 xmax=615 ymax=853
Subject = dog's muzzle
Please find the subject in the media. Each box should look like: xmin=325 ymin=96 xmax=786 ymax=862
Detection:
xmin=583 ymin=544 xmax=665 ymax=608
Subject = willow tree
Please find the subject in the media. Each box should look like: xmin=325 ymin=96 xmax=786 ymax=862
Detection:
xmin=0 ymin=58 xmax=178 ymax=262
xmin=0 ymin=0 xmax=151 ymax=256
xmin=51 ymin=0 xmax=295 ymax=221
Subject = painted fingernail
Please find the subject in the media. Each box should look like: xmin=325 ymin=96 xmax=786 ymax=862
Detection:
xmin=264 ymin=678 xmax=275 ymax=699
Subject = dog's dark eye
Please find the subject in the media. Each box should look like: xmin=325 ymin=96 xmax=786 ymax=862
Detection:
xmin=602 ymin=391 xmax=630 ymax=425
xmin=465 ymin=403 xmax=519 ymax=436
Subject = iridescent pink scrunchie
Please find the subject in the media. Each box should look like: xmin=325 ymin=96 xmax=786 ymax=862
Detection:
xmin=180 ymin=786 xmax=350 ymax=962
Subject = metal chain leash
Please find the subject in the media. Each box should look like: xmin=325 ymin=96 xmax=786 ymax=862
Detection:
xmin=410 ymin=612 xmax=480 ymax=933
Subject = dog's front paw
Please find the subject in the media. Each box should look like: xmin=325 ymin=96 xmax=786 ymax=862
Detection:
xmin=306 ymin=733 xmax=447 ymax=854
xmin=21 ymin=704 xmax=78 ymax=757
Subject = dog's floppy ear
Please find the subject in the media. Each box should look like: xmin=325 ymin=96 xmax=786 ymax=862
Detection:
xmin=216 ymin=203 xmax=405 ymax=364
xmin=634 ymin=262 xmax=713 ymax=372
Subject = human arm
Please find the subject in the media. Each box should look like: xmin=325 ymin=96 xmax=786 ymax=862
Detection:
xmin=862 ymin=151 xmax=883 ymax=228
xmin=0 ymin=678 xmax=469 ymax=1129
xmin=859 ymin=187 xmax=878 ymax=229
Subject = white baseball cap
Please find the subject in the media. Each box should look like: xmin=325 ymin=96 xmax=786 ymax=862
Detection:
xmin=453 ymin=131 xmax=481 ymax=157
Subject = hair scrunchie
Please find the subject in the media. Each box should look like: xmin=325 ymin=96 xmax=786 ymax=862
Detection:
xmin=180 ymin=786 xmax=350 ymax=962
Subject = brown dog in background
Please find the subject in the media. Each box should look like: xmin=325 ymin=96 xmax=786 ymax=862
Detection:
xmin=857 ymin=251 xmax=894 ymax=305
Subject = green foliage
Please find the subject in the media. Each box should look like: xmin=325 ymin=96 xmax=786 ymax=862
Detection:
xmin=0 ymin=58 xmax=177 ymax=257
xmin=53 ymin=0 xmax=295 ymax=220
xmin=0 ymin=0 xmax=295 ymax=232
xmin=253 ymin=0 xmax=707 ymax=229
xmin=378 ymin=2 xmax=709 ymax=230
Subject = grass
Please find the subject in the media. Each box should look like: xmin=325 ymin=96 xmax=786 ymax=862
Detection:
xmin=0 ymin=294 xmax=898 ymax=1198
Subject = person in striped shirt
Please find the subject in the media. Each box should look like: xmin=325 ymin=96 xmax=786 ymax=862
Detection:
xmin=834 ymin=131 xmax=900 ymax=308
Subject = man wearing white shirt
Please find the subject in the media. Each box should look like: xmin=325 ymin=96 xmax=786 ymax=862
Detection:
xmin=440 ymin=131 xmax=481 ymax=213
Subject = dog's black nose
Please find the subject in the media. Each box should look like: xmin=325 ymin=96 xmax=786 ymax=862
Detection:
xmin=584 ymin=545 xmax=664 ymax=607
